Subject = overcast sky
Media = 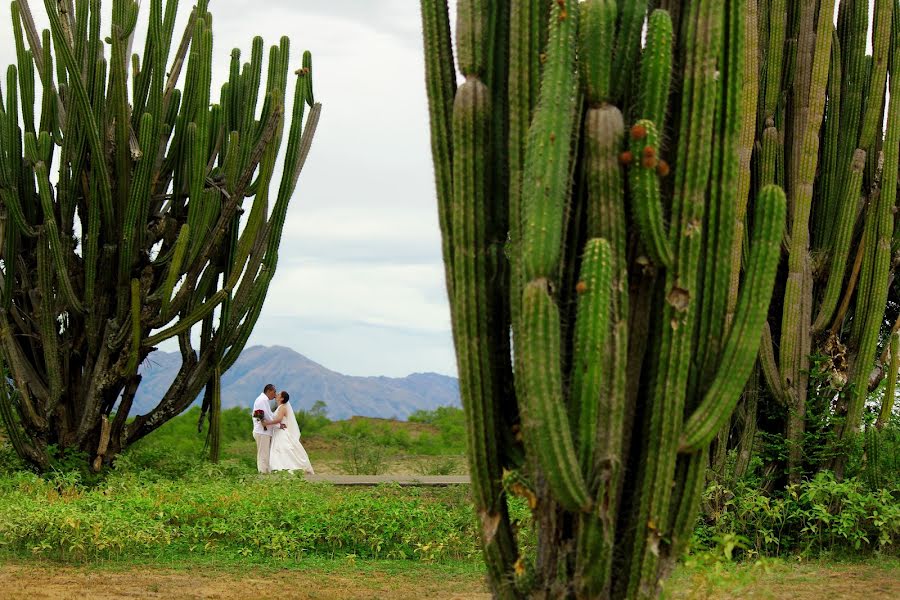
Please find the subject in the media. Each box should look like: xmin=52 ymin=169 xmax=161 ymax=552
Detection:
xmin=0 ymin=0 xmax=457 ymax=378
xmin=0 ymin=2 xmax=881 ymax=379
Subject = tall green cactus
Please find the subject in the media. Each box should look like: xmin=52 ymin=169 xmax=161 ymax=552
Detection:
xmin=0 ymin=0 xmax=321 ymax=469
xmin=422 ymin=1 xmax=785 ymax=597
xmin=751 ymin=0 xmax=900 ymax=482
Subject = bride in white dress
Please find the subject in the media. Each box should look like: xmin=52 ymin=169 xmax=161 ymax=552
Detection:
xmin=269 ymin=391 xmax=315 ymax=474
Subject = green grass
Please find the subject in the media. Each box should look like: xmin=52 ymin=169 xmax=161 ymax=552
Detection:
xmin=0 ymin=467 xmax=531 ymax=564
xmin=118 ymin=405 xmax=468 ymax=477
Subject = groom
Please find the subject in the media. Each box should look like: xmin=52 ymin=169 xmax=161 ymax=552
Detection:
xmin=252 ymin=383 xmax=285 ymax=473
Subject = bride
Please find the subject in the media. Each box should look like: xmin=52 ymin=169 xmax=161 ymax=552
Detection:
xmin=269 ymin=391 xmax=315 ymax=474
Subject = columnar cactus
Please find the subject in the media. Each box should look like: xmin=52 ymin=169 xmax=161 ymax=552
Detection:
xmin=0 ymin=0 xmax=321 ymax=469
xmin=752 ymin=0 xmax=900 ymax=481
xmin=422 ymin=1 xmax=785 ymax=598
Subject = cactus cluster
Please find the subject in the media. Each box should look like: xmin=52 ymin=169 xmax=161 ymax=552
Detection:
xmin=422 ymin=1 xmax=786 ymax=597
xmin=0 ymin=0 xmax=320 ymax=469
xmin=750 ymin=0 xmax=900 ymax=481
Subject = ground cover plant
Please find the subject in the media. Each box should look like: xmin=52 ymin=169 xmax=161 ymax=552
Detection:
xmin=0 ymin=466 xmax=531 ymax=563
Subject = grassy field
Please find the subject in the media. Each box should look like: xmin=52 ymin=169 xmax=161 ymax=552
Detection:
xmin=117 ymin=406 xmax=469 ymax=478
xmin=1 ymin=407 xmax=898 ymax=598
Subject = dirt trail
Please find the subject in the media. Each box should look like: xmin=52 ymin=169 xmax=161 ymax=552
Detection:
xmin=666 ymin=561 xmax=899 ymax=599
xmin=0 ymin=563 xmax=490 ymax=600
xmin=1 ymin=560 xmax=897 ymax=599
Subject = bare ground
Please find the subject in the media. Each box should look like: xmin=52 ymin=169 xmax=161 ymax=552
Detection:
xmin=0 ymin=561 xmax=489 ymax=600
xmin=0 ymin=559 xmax=896 ymax=599
xmin=665 ymin=559 xmax=900 ymax=599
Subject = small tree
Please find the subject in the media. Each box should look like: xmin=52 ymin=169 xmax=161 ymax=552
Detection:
xmin=0 ymin=0 xmax=321 ymax=470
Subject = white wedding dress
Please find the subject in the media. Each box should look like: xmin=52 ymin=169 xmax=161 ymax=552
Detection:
xmin=270 ymin=403 xmax=315 ymax=474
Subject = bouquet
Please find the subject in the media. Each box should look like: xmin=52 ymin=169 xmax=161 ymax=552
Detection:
xmin=253 ymin=409 xmax=267 ymax=431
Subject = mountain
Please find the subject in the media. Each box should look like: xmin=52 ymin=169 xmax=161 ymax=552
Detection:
xmin=132 ymin=345 xmax=460 ymax=420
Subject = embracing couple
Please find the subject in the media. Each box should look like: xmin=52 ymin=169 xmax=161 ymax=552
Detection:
xmin=252 ymin=383 xmax=315 ymax=475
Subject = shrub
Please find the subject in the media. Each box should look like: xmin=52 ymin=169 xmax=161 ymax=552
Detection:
xmin=339 ymin=433 xmax=388 ymax=475
xmin=696 ymin=471 xmax=900 ymax=558
xmin=0 ymin=470 xmax=530 ymax=563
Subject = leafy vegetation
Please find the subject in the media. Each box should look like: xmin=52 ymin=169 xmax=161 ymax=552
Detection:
xmin=101 ymin=405 xmax=467 ymax=478
xmin=0 ymin=466 xmax=530 ymax=563
xmin=696 ymin=471 xmax=900 ymax=558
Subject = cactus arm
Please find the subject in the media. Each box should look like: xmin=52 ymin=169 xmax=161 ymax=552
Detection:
xmin=759 ymin=0 xmax=785 ymax=123
xmin=42 ymin=0 xmax=115 ymax=234
xmin=759 ymin=321 xmax=787 ymax=406
xmin=36 ymin=227 xmax=62 ymax=412
xmin=37 ymin=30 xmax=57 ymax=141
xmin=143 ymin=289 xmax=227 ymax=347
xmin=811 ymin=148 xmax=865 ymax=331
xmin=429 ymin=3 xmax=519 ymax=595
xmin=11 ymin=2 xmax=36 ymax=136
xmin=119 ymin=113 xmax=156 ymax=285
xmin=876 ymin=332 xmax=899 ymax=430
xmin=83 ymin=161 xmax=102 ymax=307
xmin=125 ymin=278 xmax=141 ymax=375
xmin=520 ymin=0 xmax=579 ymax=284
xmin=0 ymin=356 xmax=41 ymax=463
xmin=13 ymin=1 xmax=46 ymax=82
xmin=109 ymin=2 xmax=134 ymax=228
xmin=638 ymin=10 xmax=674 ymax=133
xmin=520 ymin=279 xmax=591 ymax=512
xmin=681 ymin=185 xmax=786 ymax=451
xmin=627 ymin=119 xmax=673 ymax=267
xmin=610 ymin=0 xmax=647 ymax=103
xmin=421 ymin=0 xmax=456 ymax=290
xmin=570 ymin=238 xmax=613 ymax=474
xmin=1 ymin=69 xmax=37 ymax=237
xmin=508 ymin=0 xmax=545 ymax=341
xmin=779 ymin=0 xmax=834 ymax=412
xmin=727 ymin=0 xmax=759 ymax=323
xmin=34 ymin=161 xmax=83 ymax=312
xmin=858 ymin=0 xmax=893 ymax=150
xmin=839 ymin=0 xmax=870 ymax=153
xmin=578 ymin=0 xmax=616 ymax=105
xmin=666 ymin=450 xmax=709 ymax=563
xmin=697 ymin=0 xmax=744 ymax=384
xmin=815 ymin=27 xmax=842 ymax=251
xmin=841 ymin=14 xmax=900 ymax=441
xmin=0 ymin=188 xmax=35 ymax=238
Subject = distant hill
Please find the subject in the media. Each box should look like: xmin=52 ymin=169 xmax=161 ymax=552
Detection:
xmin=132 ymin=345 xmax=460 ymax=420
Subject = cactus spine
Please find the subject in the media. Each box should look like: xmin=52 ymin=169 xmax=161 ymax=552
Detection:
xmin=422 ymin=0 xmax=786 ymax=597
xmin=0 ymin=0 xmax=321 ymax=469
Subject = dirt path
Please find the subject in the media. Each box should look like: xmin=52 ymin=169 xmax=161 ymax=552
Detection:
xmin=666 ymin=560 xmax=900 ymax=599
xmin=0 ymin=561 xmax=489 ymax=600
xmin=1 ymin=560 xmax=896 ymax=599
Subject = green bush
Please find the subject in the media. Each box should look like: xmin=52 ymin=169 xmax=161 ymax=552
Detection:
xmin=695 ymin=471 xmax=900 ymax=558
xmin=409 ymin=406 xmax=466 ymax=455
xmin=339 ymin=433 xmax=388 ymax=475
xmin=0 ymin=469 xmax=530 ymax=563
xmin=295 ymin=401 xmax=331 ymax=435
